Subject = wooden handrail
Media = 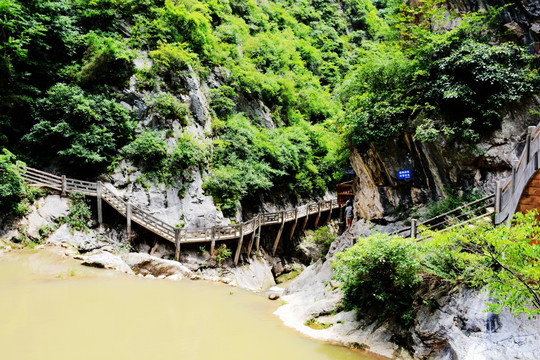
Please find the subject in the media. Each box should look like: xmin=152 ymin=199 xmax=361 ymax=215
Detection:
xmin=495 ymin=124 xmax=540 ymax=224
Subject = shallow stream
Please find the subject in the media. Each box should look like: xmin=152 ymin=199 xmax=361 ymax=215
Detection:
xmin=0 ymin=249 xmax=385 ymax=360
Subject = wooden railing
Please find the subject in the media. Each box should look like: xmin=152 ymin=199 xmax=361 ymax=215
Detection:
xmin=21 ymin=166 xmax=340 ymax=265
xmin=494 ymin=125 xmax=540 ymax=224
xmin=392 ymin=194 xmax=495 ymax=239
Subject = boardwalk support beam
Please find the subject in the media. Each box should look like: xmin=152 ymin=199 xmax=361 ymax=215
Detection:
xmin=234 ymin=225 xmax=244 ymax=265
xmin=96 ymin=181 xmax=103 ymax=226
xmin=126 ymin=203 xmax=132 ymax=240
xmin=174 ymin=228 xmax=181 ymax=261
xmin=272 ymin=212 xmax=286 ymax=256
xmin=247 ymin=216 xmax=257 ymax=256
xmin=314 ymin=203 xmax=322 ymax=228
xmin=256 ymin=217 xmax=262 ymax=252
xmin=210 ymin=226 xmax=216 ymax=255
xmin=289 ymin=209 xmax=298 ymax=240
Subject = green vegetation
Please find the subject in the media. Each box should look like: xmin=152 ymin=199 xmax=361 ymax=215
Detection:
xmin=0 ymin=0 xmax=538 ymax=215
xmin=205 ymin=114 xmax=343 ymax=216
xmin=332 ymin=212 xmax=540 ymax=327
xmin=122 ymin=129 xmax=207 ymax=184
xmin=332 ymin=234 xmax=421 ymax=326
xmin=0 ymin=149 xmax=27 ymax=215
xmin=339 ymin=6 xmax=539 ymax=146
xmin=215 ymin=244 xmax=232 ymax=267
xmin=299 ymin=225 xmax=337 ymax=260
xmin=22 ymin=83 xmax=135 ymax=174
xmin=62 ymin=193 xmax=93 ymax=232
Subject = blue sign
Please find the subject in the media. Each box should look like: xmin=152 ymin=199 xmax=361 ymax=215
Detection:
xmin=342 ymin=168 xmax=355 ymax=175
xmin=397 ymin=169 xmax=411 ymax=180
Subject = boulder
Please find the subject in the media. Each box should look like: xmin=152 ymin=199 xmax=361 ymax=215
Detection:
xmin=20 ymin=195 xmax=70 ymax=239
xmin=82 ymin=251 xmax=133 ymax=274
xmin=228 ymin=255 xmax=276 ymax=292
xmin=122 ymin=252 xmax=193 ymax=279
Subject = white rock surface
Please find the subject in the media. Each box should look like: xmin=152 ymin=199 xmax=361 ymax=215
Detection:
xmin=228 ymin=255 xmax=276 ymax=292
xmin=20 ymin=195 xmax=70 ymax=239
xmin=122 ymin=252 xmax=193 ymax=279
xmin=82 ymin=251 xmax=133 ymax=274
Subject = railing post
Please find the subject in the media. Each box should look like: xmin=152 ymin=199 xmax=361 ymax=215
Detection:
xmin=411 ymin=219 xmax=417 ymax=239
xmin=174 ymin=228 xmax=181 ymax=261
xmin=495 ymin=180 xmax=502 ymax=214
xmin=527 ymin=126 xmax=535 ymax=163
xmin=61 ymin=175 xmax=67 ymax=196
xmin=512 ymin=160 xmax=518 ymax=195
xmin=126 ymin=202 xmax=132 ymax=239
xmin=96 ymin=181 xmax=103 ymax=227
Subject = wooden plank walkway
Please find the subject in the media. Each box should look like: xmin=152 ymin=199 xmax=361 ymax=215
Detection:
xmin=21 ymin=167 xmax=340 ymax=264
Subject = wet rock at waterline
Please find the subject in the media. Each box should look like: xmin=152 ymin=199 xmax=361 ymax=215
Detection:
xmin=82 ymin=251 xmax=133 ymax=274
xmin=122 ymin=252 xmax=193 ymax=279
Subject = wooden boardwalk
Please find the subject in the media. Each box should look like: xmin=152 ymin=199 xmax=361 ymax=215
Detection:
xmin=21 ymin=167 xmax=340 ymax=265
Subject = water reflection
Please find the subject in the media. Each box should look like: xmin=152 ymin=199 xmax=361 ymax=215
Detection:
xmin=0 ymin=249 xmax=383 ymax=360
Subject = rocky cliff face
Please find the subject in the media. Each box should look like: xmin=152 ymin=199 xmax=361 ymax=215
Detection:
xmin=350 ymin=99 xmax=540 ymax=222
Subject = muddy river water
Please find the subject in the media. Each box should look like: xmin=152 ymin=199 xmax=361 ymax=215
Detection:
xmin=0 ymin=249 xmax=384 ymax=360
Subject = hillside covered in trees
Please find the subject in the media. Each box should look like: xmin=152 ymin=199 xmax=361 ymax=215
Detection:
xmin=1 ymin=0 xmax=539 ymax=218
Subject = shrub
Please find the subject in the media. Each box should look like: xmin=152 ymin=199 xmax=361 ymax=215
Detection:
xmin=0 ymin=149 xmax=26 ymax=215
xmin=75 ymin=32 xmax=134 ymax=89
xmin=122 ymin=129 xmax=168 ymax=172
xmin=149 ymin=92 xmax=189 ymax=125
xmin=169 ymin=133 xmax=207 ymax=172
xmin=215 ymin=244 xmax=232 ymax=267
xmin=332 ymin=233 xmax=421 ymax=326
xmin=62 ymin=193 xmax=92 ymax=232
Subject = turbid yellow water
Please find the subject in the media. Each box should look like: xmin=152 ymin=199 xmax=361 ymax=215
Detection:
xmin=0 ymin=249 xmax=385 ymax=360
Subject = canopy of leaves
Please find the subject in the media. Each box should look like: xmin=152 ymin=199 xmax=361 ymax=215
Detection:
xmin=204 ymin=114 xmax=344 ymax=216
xmin=22 ymin=83 xmax=135 ymax=175
xmin=339 ymin=6 xmax=540 ymax=146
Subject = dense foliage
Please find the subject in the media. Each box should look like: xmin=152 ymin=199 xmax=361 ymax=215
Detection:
xmin=0 ymin=0 xmax=362 ymax=212
xmin=339 ymin=6 xmax=540 ymax=145
xmin=1 ymin=0 xmax=538 ymax=215
xmin=204 ymin=115 xmax=343 ymax=215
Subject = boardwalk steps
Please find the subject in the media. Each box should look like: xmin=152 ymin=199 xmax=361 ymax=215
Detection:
xmin=21 ymin=167 xmax=340 ymax=265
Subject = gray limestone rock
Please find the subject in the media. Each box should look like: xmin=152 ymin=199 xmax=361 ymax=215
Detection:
xmin=82 ymin=251 xmax=133 ymax=274
xmin=122 ymin=252 xmax=193 ymax=279
xmin=228 ymin=255 xmax=276 ymax=292
xmin=20 ymin=195 xmax=70 ymax=239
